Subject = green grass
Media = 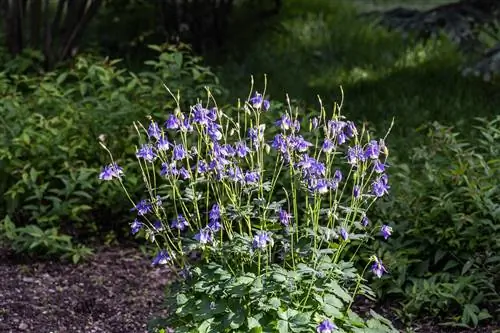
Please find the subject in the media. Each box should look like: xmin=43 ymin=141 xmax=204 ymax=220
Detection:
xmin=206 ymin=0 xmax=499 ymax=158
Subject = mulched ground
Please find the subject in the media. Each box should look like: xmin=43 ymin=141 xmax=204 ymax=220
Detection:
xmin=1 ymin=245 xmax=498 ymax=333
xmin=0 ymin=245 xmax=171 ymax=333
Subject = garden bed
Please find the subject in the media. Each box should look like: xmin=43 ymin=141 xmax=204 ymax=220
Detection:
xmin=0 ymin=245 xmax=496 ymax=333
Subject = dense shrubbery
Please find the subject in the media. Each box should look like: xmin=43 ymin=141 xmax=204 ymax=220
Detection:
xmin=371 ymin=118 xmax=500 ymax=326
xmin=0 ymin=44 xmax=224 ymax=260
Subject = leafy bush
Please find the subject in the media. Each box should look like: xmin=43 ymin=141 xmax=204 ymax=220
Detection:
xmin=371 ymin=118 xmax=500 ymax=327
xmin=101 ymin=88 xmax=400 ymax=332
xmin=0 ymin=44 xmax=224 ymax=259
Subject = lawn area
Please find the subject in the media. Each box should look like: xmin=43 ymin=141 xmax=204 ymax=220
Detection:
xmin=207 ymin=0 xmax=499 ymax=157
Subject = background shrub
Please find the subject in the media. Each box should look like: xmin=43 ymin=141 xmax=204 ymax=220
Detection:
xmin=0 ymin=44 xmax=225 ymax=258
xmin=370 ymin=118 xmax=500 ymax=326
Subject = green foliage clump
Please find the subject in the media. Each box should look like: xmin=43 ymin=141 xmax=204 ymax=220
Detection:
xmin=371 ymin=118 xmax=500 ymax=327
xmin=0 ymin=44 xmax=224 ymax=260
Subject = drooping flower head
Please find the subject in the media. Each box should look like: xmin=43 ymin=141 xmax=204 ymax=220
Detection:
xmin=151 ymin=249 xmax=171 ymax=266
xmin=132 ymin=199 xmax=152 ymax=216
xmin=372 ymin=174 xmax=390 ymax=197
xmin=171 ymin=215 xmax=189 ymax=231
xmin=148 ymin=121 xmax=161 ymax=139
xmin=194 ymin=227 xmax=213 ymax=244
xmin=249 ymin=92 xmax=270 ymax=111
xmin=371 ymin=256 xmax=387 ymax=278
xmin=130 ymin=218 xmax=143 ymax=235
xmin=317 ymin=319 xmax=337 ymax=333
xmin=99 ymin=163 xmax=123 ymax=180
xmin=278 ymin=209 xmax=292 ymax=226
xmin=380 ymin=224 xmax=393 ymax=240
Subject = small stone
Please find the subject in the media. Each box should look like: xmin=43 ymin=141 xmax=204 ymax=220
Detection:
xmin=19 ymin=322 xmax=28 ymax=330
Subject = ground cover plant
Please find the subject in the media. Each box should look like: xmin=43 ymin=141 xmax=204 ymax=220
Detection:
xmin=99 ymin=83 xmax=404 ymax=332
xmin=370 ymin=118 xmax=500 ymax=326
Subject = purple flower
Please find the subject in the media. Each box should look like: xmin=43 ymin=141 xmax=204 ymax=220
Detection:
xmin=340 ymin=227 xmax=349 ymax=241
xmin=235 ymin=141 xmax=251 ymax=158
xmin=173 ymin=144 xmax=187 ymax=161
xmin=365 ymin=140 xmax=380 ymax=160
xmin=372 ymin=175 xmax=390 ymax=197
xmin=148 ymin=122 xmax=161 ymax=139
xmin=347 ymin=145 xmax=365 ymax=165
xmin=196 ymin=160 xmax=209 ymax=174
xmin=194 ymin=227 xmax=212 ymax=244
xmin=171 ymin=215 xmax=189 ymax=231
xmin=227 ymin=166 xmax=245 ymax=183
xmin=322 ymin=139 xmax=334 ymax=153
xmin=180 ymin=118 xmax=193 ymax=132
xmin=278 ymin=209 xmax=292 ymax=226
xmin=244 ymin=171 xmax=260 ymax=184
xmin=252 ymin=231 xmax=273 ymax=249
xmin=333 ymin=169 xmax=342 ymax=183
xmin=248 ymin=125 xmax=265 ymax=148
xmin=290 ymin=135 xmax=313 ymax=152
xmin=276 ymin=114 xmax=293 ymax=130
xmin=209 ymin=204 xmax=221 ymax=222
xmin=207 ymin=107 xmax=218 ymax=122
xmin=311 ymin=117 xmax=319 ymax=130
xmin=99 ymin=163 xmax=123 ymax=180
xmin=337 ymin=132 xmax=346 ymax=145
xmin=165 ymin=114 xmax=180 ymax=130
xmin=353 ymin=185 xmax=360 ymax=198
xmin=249 ymin=92 xmax=270 ymax=111
xmin=136 ymin=144 xmax=157 ymax=162
xmin=313 ymin=178 xmax=329 ymax=194
xmin=153 ymin=220 xmax=164 ymax=231
xmin=206 ymin=122 xmax=223 ymax=141
xmin=371 ymin=256 xmax=387 ymax=278
xmin=157 ymin=137 xmax=170 ymax=151
xmin=131 ymin=219 xmax=143 ymax=234
xmin=272 ymin=134 xmax=288 ymax=154
xmin=151 ymin=250 xmax=171 ymax=266
xmin=317 ymin=319 xmax=337 ymax=333
xmin=179 ymin=167 xmax=190 ymax=180
xmin=192 ymin=104 xmax=211 ymax=125
xmin=208 ymin=219 xmax=222 ymax=232
xmin=345 ymin=121 xmax=357 ymax=138
xmin=361 ymin=215 xmax=369 ymax=227
xmin=133 ymin=199 xmax=152 ymax=216
xmin=327 ymin=120 xmax=346 ymax=137
xmin=380 ymin=224 xmax=393 ymax=240
xmin=373 ymin=159 xmax=385 ymax=173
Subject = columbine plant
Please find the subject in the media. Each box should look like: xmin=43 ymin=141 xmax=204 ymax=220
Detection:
xmin=100 ymin=83 xmax=398 ymax=333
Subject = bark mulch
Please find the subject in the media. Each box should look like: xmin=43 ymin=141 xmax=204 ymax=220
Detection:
xmin=0 ymin=245 xmax=171 ymax=333
xmin=1 ymin=245 xmax=498 ymax=333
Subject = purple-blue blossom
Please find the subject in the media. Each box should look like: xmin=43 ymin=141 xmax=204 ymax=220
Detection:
xmin=131 ymin=219 xmax=143 ymax=234
xmin=173 ymin=144 xmax=187 ymax=161
xmin=151 ymin=250 xmax=171 ymax=266
xmin=372 ymin=174 xmax=390 ymax=197
xmin=373 ymin=159 xmax=385 ymax=173
xmin=380 ymin=224 xmax=393 ymax=240
xmin=279 ymin=209 xmax=292 ymax=226
xmin=165 ymin=114 xmax=180 ymax=130
xmin=157 ymin=137 xmax=170 ymax=151
xmin=132 ymin=199 xmax=152 ymax=216
xmin=195 ymin=227 xmax=212 ymax=244
xmin=317 ymin=319 xmax=337 ymax=333
xmin=371 ymin=256 xmax=387 ymax=278
xmin=148 ymin=122 xmax=161 ymax=139
xmin=136 ymin=144 xmax=157 ymax=162
xmin=252 ymin=231 xmax=273 ymax=249
xmin=249 ymin=92 xmax=270 ymax=111
xmin=171 ymin=215 xmax=189 ymax=231
xmin=365 ymin=140 xmax=380 ymax=160
xmin=99 ymin=163 xmax=123 ymax=180
xmin=340 ymin=227 xmax=349 ymax=241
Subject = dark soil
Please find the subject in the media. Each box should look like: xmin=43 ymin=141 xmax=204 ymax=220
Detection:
xmin=1 ymin=245 xmax=498 ymax=333
xmin=0 ymin=245 xmax=170 ymax=333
